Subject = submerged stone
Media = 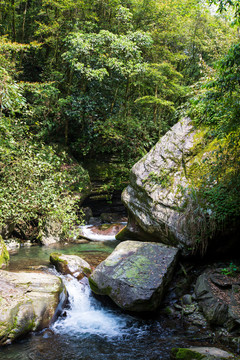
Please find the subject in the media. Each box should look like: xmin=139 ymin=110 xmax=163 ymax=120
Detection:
xmin=0 ymin=270 xmax=67 ymax=345
xmin=89 ymin=240 xmax=178 ymax=312
xmin=50 ymin=253 xmax=92 ymax=279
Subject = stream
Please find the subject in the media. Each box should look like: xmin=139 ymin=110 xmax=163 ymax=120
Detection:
xmin=0 ymin=227 xmax=219 ymax=360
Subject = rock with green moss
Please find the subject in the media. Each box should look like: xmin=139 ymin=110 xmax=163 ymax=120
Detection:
xmin=171 ymin=347 xmax=236 ymax=359
xmin=0 ymin=236 xmax=9 ymax=269
xmin=0 ymin=270 xmax=67 ymax=345
xmin=121 ymin=117 xmax=199 ymax=253
xmin=89 ymin=240 xmax=178 ymax=311
xmin=50 ymin=253 xmax=92 ymax=280
xmin=120 ymin=117 xmax=238 ymax=255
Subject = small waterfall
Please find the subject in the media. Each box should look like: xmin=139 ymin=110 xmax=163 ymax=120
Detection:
xmin=79 ymin=225 xmax=117 ymax=241
xmin=52 ymin=275 xmax=129 ymax=338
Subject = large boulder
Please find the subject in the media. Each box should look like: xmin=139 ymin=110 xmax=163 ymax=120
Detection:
xmin=89 ymin=240 xmax=178 ymax=312
xmin=195 ymin=270 xmax=240 ymax=332
xmin=120 ymin=117 xmax=201 ymax=252
xmin=0 ymin=236 xmax=9 ymax=269
xmin=50 ymin=253 xmax=92 ymax=279
xmin=0 ymin=270 xmax=67 ymax=345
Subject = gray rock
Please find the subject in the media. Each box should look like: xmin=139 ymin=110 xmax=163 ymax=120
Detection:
xmin=0 ymin=270 xmax=67 ymax=345
xmin=182 ymin=294 xmax=192 ymax=305
xmin=39 ymin=217 xmax=63 ymax=246
xmin=195 ymin=271 xmax=240 ymax=331
xmin=50 ymin=253 xmax=92 ymax=280
xmin=4 ymin=238 xmax=20 ymax=251
xmin=82 ymin=207 xmax=93 ymax=224
xmin=0 ymin=236 xmax=9 ymax=269
xmin=0 ymin=222 xmax=15 ymax=239
xmin=89 ymin=240 xmax=178 ymax=312
xmin=100 ymin=213 xmax=123 ymax=223
xmin=121 ymin=117 xmax=197 ymax=252
xmin=171 ymin=347 xmax=236 ymax=359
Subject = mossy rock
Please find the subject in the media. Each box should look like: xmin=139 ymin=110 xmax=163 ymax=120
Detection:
xmin=50 ymin=253 xmax=92 ymax=280
xmin=89 ymin=240 xmax=178 ymax=312
xmin=0 ymin=236 xmax=9 ymax=269
xmin=171 ymin=347 xmax=236 ymax=360
xmin=0 ymin=270 xmax=67 ymax=345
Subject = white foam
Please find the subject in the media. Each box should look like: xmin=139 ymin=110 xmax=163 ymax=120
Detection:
xmin=80 ymin=225 xmax=116 ymax=241
xmin=52 ymin=275 xmax=128 ymax=338
xmin=79 ymin=223 xmax=127 ymax=241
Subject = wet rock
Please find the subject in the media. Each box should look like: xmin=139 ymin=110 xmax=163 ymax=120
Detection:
xmin=50 ymin=253 xmax=92 ymax=280
xmin=0 ymin=270 xmax=67 ymax=345
xmin=186 ymin=310 xmax=208 ymax=327
xmin=195 ymin=271 xmax=240 ymax=332
xmin=171 ymin=346 xmax=235 ymax=359
xmin=0 ymin=236 xmax=9 ymax=269
xmin=89 ymin=240 xmax=178 ymax=312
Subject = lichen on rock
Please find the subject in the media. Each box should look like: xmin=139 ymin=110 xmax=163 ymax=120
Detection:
xmin=0 ymin=270 xmax=67 ymax=345
xmin=89 ymin=240 xmax=178 ymax=312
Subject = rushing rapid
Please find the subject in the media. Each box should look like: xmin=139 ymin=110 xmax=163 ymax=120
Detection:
xmin=52 ymin=275 xmax=129 ymax=338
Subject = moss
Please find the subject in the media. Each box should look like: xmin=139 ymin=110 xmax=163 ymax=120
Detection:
xmin=83 ymin=267 xmax=92 ymax=275
xmin=115 ymin=225 xmax=128 ymax=240
xmin=89 ymin=277 xmax=112 ymax=296
xmin=50 ymin=253 xmax=66 ymax=263
xmin=143 ymin=169 xmax=173 ymax=189
xmin=0 ymin=236 xmax=10 ymax=269
xmin=171 ymin=348 xmax=204 ymax=360
xmin=89 ymin=277 xmax=100 ymax=293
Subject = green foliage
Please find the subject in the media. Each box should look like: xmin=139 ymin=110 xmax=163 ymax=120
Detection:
xmin=0 ymin=116 xmax=90 ymax=238
xmin=209 ymin=0 xmax=240 ymax=24
xmin=221 ymin=262 xmax=240 ymax=277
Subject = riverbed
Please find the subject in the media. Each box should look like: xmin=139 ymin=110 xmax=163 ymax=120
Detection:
xmin=0 ymin=237 xmax=229 ymax=360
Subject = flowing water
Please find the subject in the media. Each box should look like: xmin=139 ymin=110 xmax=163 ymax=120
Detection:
xmin=0 ymin=230 xmax=215 ymax=360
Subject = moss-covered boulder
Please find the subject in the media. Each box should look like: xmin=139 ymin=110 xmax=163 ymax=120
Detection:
xmin=171 ymin=347 xmax=236 ymax=359
xmin=120 ymin=118 xmax=199 ymax=252
xmin=89 ymin=240 xmax=178 ymax=312
xmin=0 ymin=270 xmax=67 ymax=345
xmin=120 ymin=117 xmax=239 ymax=255
xmin=0 ymin=236 xmax=9 ymax=269
xmin=50 ymin=253 xmax=92 ymax=280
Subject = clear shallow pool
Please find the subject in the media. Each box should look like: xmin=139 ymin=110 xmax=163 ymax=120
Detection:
xmin=8 ymin=240 xmax=118 ymax=271
xmin=1 ymin=242 xmax=217 ymax=360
